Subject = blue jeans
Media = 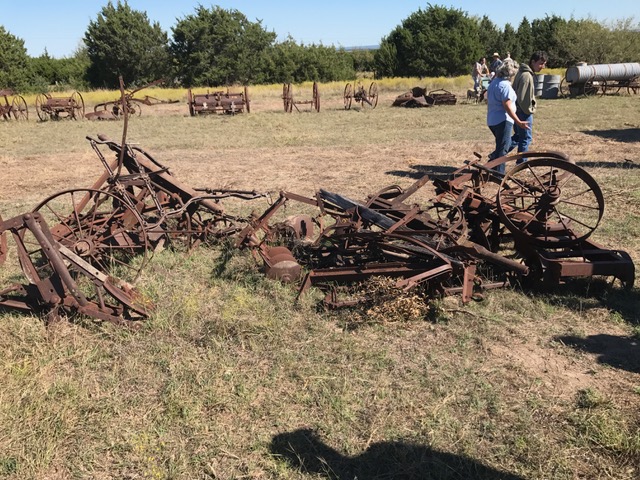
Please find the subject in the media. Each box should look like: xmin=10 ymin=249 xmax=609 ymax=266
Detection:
xmin=488 ymin=120 xmax=514 ymax=174
xmin=510 ymin=109 xmax=533 ymax=164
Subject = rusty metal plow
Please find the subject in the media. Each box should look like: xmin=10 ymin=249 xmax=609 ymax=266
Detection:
xmin=32 ymin=135 xmax=267 ymax=270
xmin=0 ymin=212 xmax=149 ymax=324
xmin=233 ymin=151 xmax=634 ymax=309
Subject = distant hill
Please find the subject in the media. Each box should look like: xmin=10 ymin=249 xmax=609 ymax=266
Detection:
xmin=344 ymin=45 xmax=379 ymax=51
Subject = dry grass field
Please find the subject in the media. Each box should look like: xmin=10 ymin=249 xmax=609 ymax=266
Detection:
xmin=0 ymin=79 xmax=639 ymax=479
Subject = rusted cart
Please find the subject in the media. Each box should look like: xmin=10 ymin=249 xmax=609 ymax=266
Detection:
xmin=343 ymin=81 xmax=378 ymax=109
xmin=93 ymin=80 xmax=179 ymax=119
xmin=187 ymin=87 xmax=250 ymax=115
xmin=0 ymin=89 xmax=28 ymax=121
xmin=283 ymin=82 xmax=320 ymax=113
xmin=35 ymin=91 xmax=85 ymax=120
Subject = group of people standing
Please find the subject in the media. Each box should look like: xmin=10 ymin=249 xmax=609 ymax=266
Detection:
xmin=474 ymin=51 xmax=548 ymax=173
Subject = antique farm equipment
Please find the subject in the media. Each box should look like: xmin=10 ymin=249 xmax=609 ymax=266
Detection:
xmin=35 ymin=91 xmax=85 ymax=120
xmin=427 ymin=89 xmax=457 ymax=105
xmin=432 ymin=152 xmax=634 ymax=288
xmin=0 ymin=211 xmax=149 ymax=324
xmin=233 ymin=149 xmax=634 ymax=309
xmin=92 ymin=79 xmax=179 ymax=119
xmin=0 ymin=89 xmax=28 ymax=121
xmin=560 ymin=62 xmax=640 ymax=97
xmin=282 ymin=82 xmax=320 ymax=113
xmin=343 ymin=81 xmax=379 ymax=109
xmin=187 ymin=87 xmax=250 ymax=115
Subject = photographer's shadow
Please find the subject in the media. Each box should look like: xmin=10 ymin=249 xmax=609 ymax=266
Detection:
xmin=270 ymin=428 xmax=525 ymax=480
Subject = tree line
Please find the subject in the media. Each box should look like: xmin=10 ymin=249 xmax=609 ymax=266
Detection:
xmin=1 ymin=2 xmax=638 ymax=93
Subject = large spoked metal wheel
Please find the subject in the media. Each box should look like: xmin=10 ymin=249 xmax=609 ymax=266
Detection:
xmin=282 ymin=83 xmax=293 ymax=112
xmin=244 ymin=86 xmax=250 ymax=113
xmin=32 ymin=188 xmax=150 ymax=282
xmin=368 ymin=82 xmax=379 ymax=108
xmin=558 ymin=77 xmax=571 ymax=98
xmin=11 ymin=95 xmax=28 ymax=120
xmin=35 ymin=93 xmax=50 ymax=121
xmin=582 ymin=75 xmax=606 ymax=97
xmin=496 ymin=159 xmax=604 ymax=247
xmin=343 ymin=83 xmax=353 ymax=110
xmin=70 ymin=91 xmax=85 ymax=119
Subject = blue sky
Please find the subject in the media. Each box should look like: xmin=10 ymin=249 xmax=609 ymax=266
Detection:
xmin=2 ymin=0 xmax=638 ymax=58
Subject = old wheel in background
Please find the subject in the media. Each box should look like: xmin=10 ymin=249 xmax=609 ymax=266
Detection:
xmin=70 ymin=91 xmax=85 ymax=119
xmin=368 ymin=82 xmax=379 ymax=108
xmin=11 ymin=95 xmax=28 ymax=120
xmin=35 ymin=93 xmax=50 ymax=121
xmin=343 ymin=83 xmax=353 ymax=110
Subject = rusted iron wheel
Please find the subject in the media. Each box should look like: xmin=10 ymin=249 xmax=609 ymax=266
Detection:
xmin=312 ymin=82 xmax=320 ymax=112
xmin=581 ymin=75 xmax=606 ymax=97
xmin=35 ymin=93 xmax=50 ymax=121
xmin=11 ymin=95 xmax=28 ymax=120
xmin=368 ymin=82 xmax=379 ymax=108
xmin=343 ymin=83 xmax=353 ymax=110
xmin=282 ymin=83 xmax=293 ymax=112
xmin=244 ymin=86 xmax=250 ymax=113
xmin=187 ymin=89 xmax=196 ymax=116
xmin=496 ymin=159 xmax=604 ymax=247
xmin=32 ymin=188 xmax=150 ymax=282
xmin=558 ymin=77 xmax=571 ymax=98
xmin=70 ymin=91 xmax=85 ymax=120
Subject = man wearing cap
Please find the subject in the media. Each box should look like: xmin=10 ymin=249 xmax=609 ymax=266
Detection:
xmin=489 ymin=53 xmax=503 ymax=74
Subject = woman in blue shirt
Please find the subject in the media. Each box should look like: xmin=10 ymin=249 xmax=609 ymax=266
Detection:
xmin=486 ymin=58 xmax=530 ymax=174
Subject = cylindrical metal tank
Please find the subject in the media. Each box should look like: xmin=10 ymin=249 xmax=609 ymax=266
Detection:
xmin=534 ymin=74 xmax=543 ymax=97
xmin=565 ymin=63 xmax=640 ymax=83
xmin=541 ymin=74 xmax=562 ymax=99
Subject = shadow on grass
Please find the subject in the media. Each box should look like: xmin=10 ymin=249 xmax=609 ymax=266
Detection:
xmin=524 ymin=278 xmax=640 ymax=325
xmin=270 ymin=428 xmax=525 ymax=480
xmin=581 ymin=128 xmax=640 ymax=143
xmin=555 ymin=333 xmax=640 ymax=373
xmin=386 ymin=165 xmax=458 ymax=180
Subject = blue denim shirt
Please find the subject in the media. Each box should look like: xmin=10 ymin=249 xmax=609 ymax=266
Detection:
xmin=486 ymin=77 xmax=516 ymax=126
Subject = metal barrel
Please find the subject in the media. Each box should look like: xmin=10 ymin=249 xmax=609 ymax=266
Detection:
xmin=565 ymin=63 xmax=640 ymax=83
xmin=541 ymin=74 xmax=562 ymax=99
xmin=534 ymin=74 xmax=544 ymax=97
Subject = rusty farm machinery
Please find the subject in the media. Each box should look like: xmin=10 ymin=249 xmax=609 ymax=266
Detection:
xmin=343 ymin=81 xmax=379 ymax=109
xmin=187 ymin=86 xmax=250 ymax=115
xmin=0 ymin=129 xmax=635 ymax=324
xmin=282 ymin=82 xmax=320 ymax=113
xmin=90 ymin=79 xmax=179 ymax=120
xmin=35 ymin=91 xmax=85 ymax=121
xmin=0 ymin=89 xmax=28 ymax=121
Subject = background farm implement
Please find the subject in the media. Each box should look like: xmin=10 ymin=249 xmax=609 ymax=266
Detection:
xmin=35 ymin=91 xmax=85 ymax=120
xmin=0 ymin=89 xmax=28 ymax=121
xmin=187 ymin=87 xmax=250 ymax=115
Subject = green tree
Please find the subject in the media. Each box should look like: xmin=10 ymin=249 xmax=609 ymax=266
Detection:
xmin=554 ymin=18 xmax=611 ymax=65
xmin=606 ymin=18 xmax=640 ymax=63
xmin=375 ymin=5 xmax=482 ymax=77
xmin=516 ymin=17 xmax=534 ymax=60
xmin=478 ymin=15 xmax=501 ymax=58
xmin=170 ymin=6 xmax=277 ymax=86
xmin=0 ymin=26 xmax=30 ymax=91
xmin=531 ymin=15 xmax=568 ymax=67
xmin=498 ymin=23 xmax=519 ymax=61
xmin=373 ymin=41 xmax=397 ymax=78
xmin=84 ymin=0 xmax=171 ymax=88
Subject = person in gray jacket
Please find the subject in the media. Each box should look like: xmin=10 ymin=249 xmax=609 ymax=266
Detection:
xmin=510 ymin=51 xmax=547 ymax=162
